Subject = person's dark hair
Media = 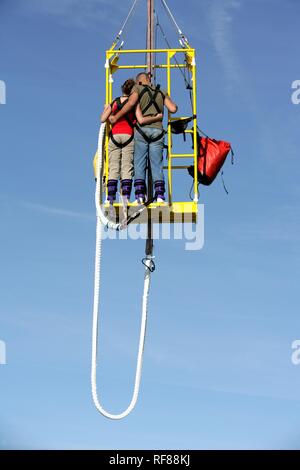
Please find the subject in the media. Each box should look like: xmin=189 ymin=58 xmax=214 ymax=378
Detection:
xmin=136 ymin=72 xmax=149 ymax=84
xmin=121 ymin=78 xmax=135 ymax=96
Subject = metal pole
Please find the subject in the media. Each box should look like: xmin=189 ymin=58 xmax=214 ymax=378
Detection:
xmin=147 ymin=0 xmax=155 ymax=77
xmin=145 ymin=0 xmax=155 ymax=257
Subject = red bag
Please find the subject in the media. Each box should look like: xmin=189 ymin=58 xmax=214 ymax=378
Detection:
xmin=196 ymin=134 xmax=232 ymax=185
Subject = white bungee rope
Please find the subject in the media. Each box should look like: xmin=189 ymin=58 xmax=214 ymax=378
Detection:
xmin=91 ymin=123 xmax=153 ymax=420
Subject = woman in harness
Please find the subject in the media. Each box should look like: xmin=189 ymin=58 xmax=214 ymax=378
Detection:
xmin=109 ymin=72 xmax=178 ymax=203
xmin=101 ymin=78 xmax=164 ymax=204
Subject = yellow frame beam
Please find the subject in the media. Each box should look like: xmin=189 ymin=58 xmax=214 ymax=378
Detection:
xmin=107 ymin=48 xmax=195 ymax=54
xmin=117 ymin=64 xmax=188 ymax=70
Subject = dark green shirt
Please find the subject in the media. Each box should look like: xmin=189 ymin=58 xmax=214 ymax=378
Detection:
xmin=132 ymin=84 xmax=168 ymax=129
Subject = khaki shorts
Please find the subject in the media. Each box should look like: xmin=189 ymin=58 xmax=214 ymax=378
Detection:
xmin=108 ymin=134 xmax=134 ymax=180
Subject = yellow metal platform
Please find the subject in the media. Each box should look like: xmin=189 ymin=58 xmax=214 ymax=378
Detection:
xmin=103 ymin=201 xmax=197 ymax=224
xmin=95 ymin=45 xmax=199 ymax=224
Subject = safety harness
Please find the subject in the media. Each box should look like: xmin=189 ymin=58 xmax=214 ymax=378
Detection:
xmin=135 ymin=84 xmax=166 ymax=143
xmin=110 ymin=97 xmax=135 ymax=148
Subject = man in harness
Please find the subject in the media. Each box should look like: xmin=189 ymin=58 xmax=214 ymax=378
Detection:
xmin=109 ymin=72 xmax=178 ymax=203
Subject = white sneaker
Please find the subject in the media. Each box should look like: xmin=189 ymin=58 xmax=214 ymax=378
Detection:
xmin=133 ymin=197 xmax=146 ymax=205
xmin=156 ymin=197 xmax=165 ymax=203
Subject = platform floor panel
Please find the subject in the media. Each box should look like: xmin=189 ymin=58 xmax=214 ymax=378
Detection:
xmin=102 ymin=201 xmax=198 ymax=224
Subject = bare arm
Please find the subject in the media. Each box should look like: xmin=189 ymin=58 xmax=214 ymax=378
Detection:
xmin=101 ymin=104 xmax=112 ymax=123
xmin=109 ymin=91 xmax=139 ymax=124
xmin=164 ymin=95 xmax=178 ymax=114
xmin=136 ymin=104 xmax=163 ymax=125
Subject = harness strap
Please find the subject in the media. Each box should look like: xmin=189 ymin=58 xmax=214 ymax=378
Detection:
xmin=112 ymin=97 xmax=135 ymax=127
xmin=110 ymin=96 xmax=135 ymax=148
xmin=110 ymin=133 xmax=134 ymax=148
xmin=138 ymin=85 xmax=165 ymax=115
xmin=135 ymin=125 xmax=165 ymax=144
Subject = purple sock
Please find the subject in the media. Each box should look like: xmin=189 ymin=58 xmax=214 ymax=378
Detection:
xmin=121 ymin=179 xmax=132 ymax=198
xmin=154 ymin=180 xmax=165 ymax=200
xmin=107 ymin=179 xmax=118 ymax=203
xmin=134 ymin=179 xmax=146 ymax=200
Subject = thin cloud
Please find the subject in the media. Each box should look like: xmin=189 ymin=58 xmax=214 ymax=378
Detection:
xmin=208 ymin=0 xmax=242 ymax=91
xmin=22 ymin=201 xmax=94 ymax=220
xmin=232 ymin=226 xmax=300 ymax=243
xmin=223 ymin=205 xmax=300 ymax=244
xmin=206 ymin=0 xmax=295 ymax=162
xmin=24 ymin=0 xmax=131 ymax=30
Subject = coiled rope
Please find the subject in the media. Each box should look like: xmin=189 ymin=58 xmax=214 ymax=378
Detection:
xmin=91 ymin=123 xmax=153 ymax=420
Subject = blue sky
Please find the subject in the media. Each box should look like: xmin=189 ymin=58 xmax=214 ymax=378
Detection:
xmin=0 ymin=0 xmax=300 ymax=450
